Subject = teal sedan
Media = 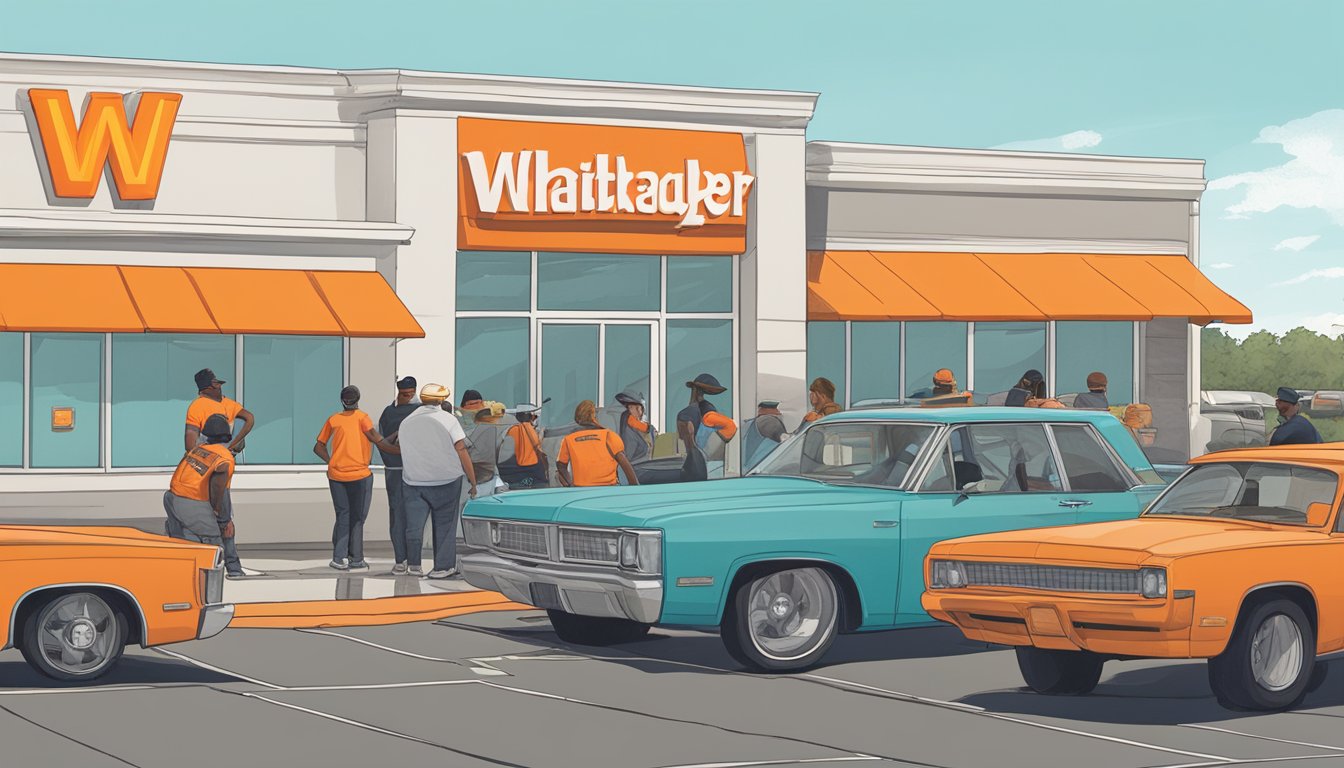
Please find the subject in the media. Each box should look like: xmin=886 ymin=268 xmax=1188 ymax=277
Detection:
xmin=460 ymin=408 xmax=1167 ymax=671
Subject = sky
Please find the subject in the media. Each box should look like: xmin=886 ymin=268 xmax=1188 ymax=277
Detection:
xmin=2 ymin=0 xmax=1341 ymax=339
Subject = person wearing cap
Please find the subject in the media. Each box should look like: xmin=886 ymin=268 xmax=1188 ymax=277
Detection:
xmin=163 ymin=414 xmax=236 ymax=547
xmin=680 ymin=374 xmax=737 ymax=482
xmin=919 ymin=369 xmax=973 ymax=408
xmin=557 ymin=401 xmax=640 ymax=487
xmin=614 ymin=390 xmax=657 ymax=465
xmin=1270 ymin=387 xmax=1323 ymax=446
xmin=1005 ymin=369 xmax=1045 ymax=408
xmin=379 ymin=376 xmax=419 ymax=574
xmin=397 ymin=384 xmax=477 ymax=579
xmin=184 ymin=368 xmax=254 ymax=577
xmin=1074 ymin=372 xmax=1111 ymax=410
xmin=458 ymin=389 xmax=485 ymax=425
xmin=461 ymin=397 xmax=508 ymax=504
xmin=799 ymin=377 xmax=843 ymax=430
xmin=742 ymin=400 xmax=788 ymax=472
xmin=314 ymin=385 xmax=400 ymax=571
xmin=498 ymin=402 xmax=549 ymax=489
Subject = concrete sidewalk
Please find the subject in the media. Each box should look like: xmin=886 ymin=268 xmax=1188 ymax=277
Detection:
xmin=222 ymin=555 xmax=481 ymax=604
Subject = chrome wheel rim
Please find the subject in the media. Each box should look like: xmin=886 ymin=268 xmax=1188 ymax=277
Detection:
xmin=746 ymin=568 xmax=837 ymax=661
xmin=38 ymin=594 xmax=118 ymax=676
xmin=1251 ymin=613 xmax=1303 ymax=692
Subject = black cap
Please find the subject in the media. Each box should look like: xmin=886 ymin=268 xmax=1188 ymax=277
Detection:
xmin=460 ymin=389 xmax=483 ymax=406
xmin=194 ymin=368 xmax=224 ymax=391
xmin=396 ymin=376 xmax=417 ymax=390
xmin=340 ymin=385 xmax=360 ymax=405
xmin=1022 ymin=369 xmax=1044 ymax=384
xmin=614 ymin=391 xmax=645 ymax=406
xmin=202 ymin=413 xmax=232 ymax=441
xmin=686 ymin=373 xmax=727 ymax=394
xmin=1276 ymin=387 xmax=1301 ymax=405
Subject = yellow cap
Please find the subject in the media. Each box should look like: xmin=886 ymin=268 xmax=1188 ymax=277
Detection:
xmin=419 ymin=383 xmax=451 ymax=404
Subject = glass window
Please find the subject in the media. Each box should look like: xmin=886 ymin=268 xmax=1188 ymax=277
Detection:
xmin=456 ymin=318 xmax=530 ymax=412
xmin=456 ymin=251 xmax=532 ymax=311
xmin=242 ymin=336 xmax=342 ymax=465
xmin=920 ymin=443 xmax=956 ymax=492
xmin=1149 ymin=462 xmax=1337 ymax=527
xmin=541 ymin=324 xmax=599 ymax=429
xmin=667 ymin=256 xmax=732 ymax=313
xmin=30 ymin=333 xmax=102 ymax=468
xmin=953 ymin=423 xmax=1061 ymax=493
xmin=0 ymin=333 xmax=22 ymax=466
xmin=1055 ymin=321 xmax=1134 ymax=406
xmin=807 ymin=322 xmax=846 ymax=407
xmin=850 ymin=322 xmax=900 ymax=404
xmin=752 ymin=421 xmax=936 ymax=489
xmin=537 ymin=253 xmax=660 ymax=311
xmin=905 ymin=322 xmax=967 ymax=399
xmin=666 ymin=319 xmax=733 ymax=429
xmin=1051 ymin=424 xmax=1130 ymax=492
xmin=111 ymin=334 xmax=236 ymax=467
xmin=604 ymin=324 xmax=652 ymax=409
xmin=973 ymin=322 xmax=1046 ymax=404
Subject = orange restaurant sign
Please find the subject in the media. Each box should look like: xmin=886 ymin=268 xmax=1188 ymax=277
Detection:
xmin=458 ymin=118 xmax=753 ymax=255
xmin=25 ymin=88 xmax=181 ymax=201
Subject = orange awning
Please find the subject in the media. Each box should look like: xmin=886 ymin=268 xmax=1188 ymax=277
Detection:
xmin=0 ymin=264 xmax=424 ymax=337
xmin=806 ymin=251 xmax=1252 ymax=325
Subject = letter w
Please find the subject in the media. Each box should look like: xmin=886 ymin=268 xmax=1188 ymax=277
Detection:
xmin=463 ymin=150 xmax=531 ymax=213
xmin=27 ymin=89 xmax=181 ymax=201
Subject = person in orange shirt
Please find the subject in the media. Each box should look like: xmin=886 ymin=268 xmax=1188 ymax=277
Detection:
xmin=164 ymin=414 xmax=236 ymax=546
xmin=314 ymin=385 xmax=400 ymax=571
xmin=500 ymin=402 xmax=549 ymax=488
xmin=184 ymin=368 xmax=254 ymax=577
xmin=557 ymin=401 xmax=640 ymax=488
xmin=614 ymin=390 xmax=657 ymax=464
xmin=799 ymin=377 xmax=843 ymax=430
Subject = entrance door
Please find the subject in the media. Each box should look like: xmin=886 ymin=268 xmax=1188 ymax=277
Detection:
xmin=539 ymin=321 xmax=657 ymax=430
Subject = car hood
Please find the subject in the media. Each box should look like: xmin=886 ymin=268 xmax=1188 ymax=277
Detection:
xmin=466 ymin=477 xmax=899 ymax=527
xmin=934 ymin=517 xmax=1326 ymax=566
xmin=0 ymin=525 xmax=215 ymax=553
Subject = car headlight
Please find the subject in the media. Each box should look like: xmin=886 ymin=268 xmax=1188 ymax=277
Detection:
xmin=463 ymin=518 xmax=491 ymax=548
xmin=1140 ymin=567 xmax=1167 ymax=599
xmin=930 ymin=560 xmax=967 ymax=589
xmin=618 ymin=530 xmax=662 ymax=575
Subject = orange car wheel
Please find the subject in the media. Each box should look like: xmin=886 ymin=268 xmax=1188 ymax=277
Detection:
xmin=1208 ymin=598 xmax=1313 ymax=711
xmin=20 ymin=591 xmax=128 ymax=683
xmin=1015 ymin=647 xmax=1104 ymax=695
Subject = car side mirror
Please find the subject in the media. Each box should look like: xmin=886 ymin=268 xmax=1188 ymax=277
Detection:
xmin=1306 ymin=501 xmax=1332 ymax=527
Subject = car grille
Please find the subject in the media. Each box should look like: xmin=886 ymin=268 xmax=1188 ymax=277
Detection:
xmin=962 ymin=562 xmax=1140 ymax=594
xmin=495 ymin=522 xmax=549 ymax=558
xmin=560 ymin=528 xmax=620 ymax=563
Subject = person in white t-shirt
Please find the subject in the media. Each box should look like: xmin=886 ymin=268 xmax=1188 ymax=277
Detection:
xmin=396 ymin=383 xmax=478 ymax=579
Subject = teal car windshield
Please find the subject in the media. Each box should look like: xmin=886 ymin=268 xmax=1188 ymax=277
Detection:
xmin=749 ymin=421 xmax=937 ymax=489
xmin=1144 ymin=462 xmax=1337 ymax=526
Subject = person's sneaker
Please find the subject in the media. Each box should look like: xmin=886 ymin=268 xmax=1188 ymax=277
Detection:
xmin=408 ymin=565 xmax=424 ymax=576
xmin=329 ymin=558 xmax=350 ymax=571
xmin=348 ymin=560 xmax=370 ymax=571
xmin=391 ymin=562 xmax=409 ymax=575
xmin=225 ymin=571 xmax=246 ymax=580
xmin=427 ymin=568 xmax=459 ymax=580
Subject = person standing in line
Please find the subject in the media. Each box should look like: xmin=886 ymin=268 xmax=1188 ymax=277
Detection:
xmin=1005 ymin=370 xmax=1044 ymax=407
xmin=314 ymin=385 xmax=400 ymax=572
xmin=1270 ymin=387 xmax=1323 ymax=445
xmin=798 ymin=377 xmax=843 ymax=430
xmin=398 ymin=384 xmax=477 ymax=579
xmin=379 ymin=376 xmax=420 ymax=575
xmin=614 ymin=391 xmax=657 ymax=465
xmin=742 ymin=400 xmax=788 ymax=472
xmin=556 ymin=401 xmax=640 ymax=488
xmin=184 ymin=368 xmax=255 ymax=578
xmin=461 ymin=398 xmax=508 ymax=504
xmin=164 ymin=414 xmax=236 ymax=546
xmin=498 ymin=402 xmax=550 ymax=489
xmin=1073 ymin=372 xmax=1111 ymax=410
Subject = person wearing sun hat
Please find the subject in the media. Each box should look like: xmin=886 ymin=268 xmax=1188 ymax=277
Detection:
xmin=1270 ymin=386 xmax=1322 ymax=445
xmin=461 ymin=397 xmax=509 ymax=506
xmin=681 ymin=373 xmax=736 ymax=481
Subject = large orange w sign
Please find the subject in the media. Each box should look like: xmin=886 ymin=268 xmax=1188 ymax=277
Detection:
xmin=26 ymin=89 xmax=181 ymax=201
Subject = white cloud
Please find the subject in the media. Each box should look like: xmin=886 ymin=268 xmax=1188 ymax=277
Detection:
xmin=1219 ymin=312 xmax=1344 ymax=340
xmin=1273 ymin=235 xmax=1321 ymax=251
xmin=994 ymin=130 xmax=1103 ymax=152
xmin=1276 ymin=267 xmax=1344 ymax=286
xmin=1208 ymin=110 xmax=1344 ymax=223
xmin=1206 ymin=262 xmax=1235 ymax=269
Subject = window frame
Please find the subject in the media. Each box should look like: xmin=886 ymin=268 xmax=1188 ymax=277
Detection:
xmin=910 ymin=421 xmax=1067 ymax=495
xmin=1046 ymin=422 xmax=1142 ymax=492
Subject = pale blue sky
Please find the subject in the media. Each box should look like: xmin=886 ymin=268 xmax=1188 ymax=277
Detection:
xmin=3 ymin=0 xmax=1341 ymax=337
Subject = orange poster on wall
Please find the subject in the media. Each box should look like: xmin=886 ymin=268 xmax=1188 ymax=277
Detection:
xmin=457 ymin=118 xmax=752 ymax=255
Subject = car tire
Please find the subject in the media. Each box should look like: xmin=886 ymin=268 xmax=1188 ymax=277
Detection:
xmin=546 ymin=610 xmax=651 ymax=646
xmin=20 ymin=591 xmax=128 ymax=682
xmin=1015 ymin=647 xmax=1104 ymax=695
xmin=1208 ymin=598 xmax=1313 ymax=711
xmin=721 ymin=566 xmax=840 ymax=673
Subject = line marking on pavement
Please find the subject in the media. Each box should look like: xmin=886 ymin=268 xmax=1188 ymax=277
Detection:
xmin=295 ymin=628 xmax=509 ymax=675
xmin=1152 ymin=756 xmax=1344 ymax=768
xmin=0 ymin=685 xmax=156 ymax=696
xmin=267 ymin=680 xmax=483 ymax=692
xmin=0 ymin=702 xmax=144 ymax=767
xmin=653 ymin=756 xmax=884 ymax=768
xmin=1180 ymin=724 xmax=1344 ymax=753
xmin=151 ymin=648 xmax=284 ymax=690
xmin=802 ymin=674 xmax=986 ymax=713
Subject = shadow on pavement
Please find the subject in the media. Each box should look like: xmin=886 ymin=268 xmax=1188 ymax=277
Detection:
xmin=0 ymin=653 xmax=240 ymax=690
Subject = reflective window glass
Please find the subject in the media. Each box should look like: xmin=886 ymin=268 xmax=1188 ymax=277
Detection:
xmin=1051 ymin=424 xmax=1130 ymax=492
xmin=667 ymin=256 xmax=732 ymax=313
xmin=905 ymin=322 xmax=967 ymax=399
xmin=242 ymin=336 xmax=342 ymax=465
xmin=807 ymin=322 xmax=846 ymax=407
xmin=666 ymin=320 xmax=733 ymax=429
xmin=972 ymin=322 xmax=1046 ymax=404
xmin=112 ymin=334 xmax=236 ymax=467
xmin=954 ymin=423 xmax=1061 ymax=493
xmin=456 ymin=251 xmax=532 ymax=311
xmin=541 ymin=324 xmax=599 ymax=430
xmin=537 ymin=253 xmax=660 ymax=311
xmin=456 ymin=318 xmax=530 ymax=413
xmin=850 ymin=322 xmax=900 ymax=404
xmin=1056 ymin=321 xmax=1134 ymax=406
xmin=30 ymin=333 xmax=102 ymax=468
xmin=604 ymin=324 xmax=651 ymax=410
xmin=752 ymin=422 xmax=937 ymax=489
xmin=0 ymin=333 xmax=23 ymax=466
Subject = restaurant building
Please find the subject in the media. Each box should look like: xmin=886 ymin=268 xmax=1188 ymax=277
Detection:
xmin=0 ymin=54 xmax=1249 ymax=542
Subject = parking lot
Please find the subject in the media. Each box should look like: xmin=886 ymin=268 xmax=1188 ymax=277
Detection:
xmin=5 ymin=602 xmax=1344 ymax=768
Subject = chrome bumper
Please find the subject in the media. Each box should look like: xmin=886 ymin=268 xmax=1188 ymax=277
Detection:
xmin=197 ymin=603 xmax=234 ymax=639
xmin=461 ymin=553 xmax=663 ymax=624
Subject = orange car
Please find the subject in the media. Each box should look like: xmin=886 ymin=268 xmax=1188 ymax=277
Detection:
xmin=0 ymin=525 xmax=231 ymax=682
xmin=923 ymin=443 xmax=1344 ymax=711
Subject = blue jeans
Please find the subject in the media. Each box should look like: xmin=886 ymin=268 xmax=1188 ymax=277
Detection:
xmin=329 ymin=475 xmax=374 ymax=563
xmin=402 ymin=477 xmax=463 ymax=571
xmin=385 ymin=469 xmax=408 ymax=563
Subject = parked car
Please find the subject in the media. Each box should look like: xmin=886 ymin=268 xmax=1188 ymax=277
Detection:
xmin=923 ymin=443 xmax=1344 ymax=711
xmin=461 ymin=408 xmax=1167 ymax=672
xmin=1202 ymin=390 xmax=1276 ymax=408
xmin=0 ymin=526 xmax=231 ymax=681
xmin=1309 ymin=391 xmax=1343 ymax=417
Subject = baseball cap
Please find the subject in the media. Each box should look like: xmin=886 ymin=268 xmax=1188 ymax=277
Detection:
xmin=201 ymin=413 xmax=232 ymax=440
xmin=194 ymin=368 xmax=224 ymax=390
xmin=460 ymin=389 xmax=483 ymax=407
xmin=1087 ymin=371 xmax=1108 ymax=390
xmin=340 ymin=385 xmax=360 ymax=404
xmin=396 ymin=376 xmax=417 ymax=390
xmin=1276 ymin=387 xmax=1301 ymax=405
xmin=420 ymin=383 xmax=450 ymax=404
xmin=933 ymin=368 xmax=955 ymax=385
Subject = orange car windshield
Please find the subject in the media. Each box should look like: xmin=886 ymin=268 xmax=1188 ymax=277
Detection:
xmin=1145 ymin=462 xmax=1337 ymax=526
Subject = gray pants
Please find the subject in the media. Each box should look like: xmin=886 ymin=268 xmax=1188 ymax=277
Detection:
xmin=166 ymin=490 xmax=240 ymax=571
xmin=403 ymin=478 xmax=463 ymax=571
xmin=385 ymin=469 xmax=408 ymax=563
xmin=329 ymin=475 xmax=374 ymax=564
xmin=163 ymin=491 xmax=224 ymax=546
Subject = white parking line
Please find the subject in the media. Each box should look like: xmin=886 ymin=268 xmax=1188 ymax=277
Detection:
xmin=1153 ymin=756 xmax=1344 ymax=768
xmin=268 ymin=680 xmax=483 ymax=693
xmin=0 ymin=685 xmax=155 ymax=696
xmin=802 ymin=674 xmax=986 ymax=713
xmin=152 ymin=648 xmax=284 ymax=690
xmin=295 ymin=628 xmax=462 ymax=662
xmin=1180 ymin=724 xmax=1344 ymax=753
xmin=653 ymin=757 xmax=883 ymax=768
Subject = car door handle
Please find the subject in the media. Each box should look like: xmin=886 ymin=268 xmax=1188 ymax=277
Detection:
xmin=1058 ymin=500 xmax=1092 ymax=508
xmin=873 ymin=520 xmax=900 ymax=528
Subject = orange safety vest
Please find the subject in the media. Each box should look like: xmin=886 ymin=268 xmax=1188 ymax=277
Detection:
xmin=169 ymin=444 xmax=234 ymax=502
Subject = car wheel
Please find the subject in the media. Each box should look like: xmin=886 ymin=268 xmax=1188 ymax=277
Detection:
xmin=1015 ymin=647 xmax=1104 ymax=694
xmin=20 ymin=591 xmax=127 ymax=682
xmin=721 ymin=566 xmax=840 ymax=672
xmin=1208 ymin=598 xmax=1313 ymax=711
xmin=546 ymin=610 xmax=651 ymax=646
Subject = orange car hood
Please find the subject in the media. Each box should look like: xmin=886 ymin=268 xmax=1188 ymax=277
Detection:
xmin=0 ymin=525 xmax=211 ymax=552
xmin=939 ymin=517 xmax=1327 ymax=566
